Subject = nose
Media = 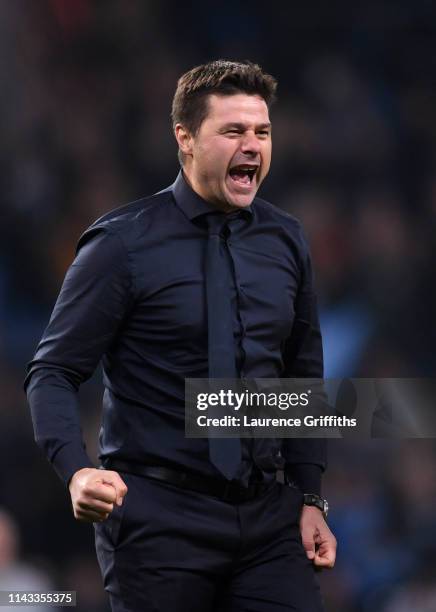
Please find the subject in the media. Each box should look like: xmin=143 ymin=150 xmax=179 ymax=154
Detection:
xmin=240 ymin=130 xmax=261 ymax=156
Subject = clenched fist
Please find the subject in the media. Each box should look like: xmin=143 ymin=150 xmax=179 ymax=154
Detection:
xmin=300 ymin=505 xmax=337 ymax=569
xmin=68 ymin=467 xmax=128 ymax=523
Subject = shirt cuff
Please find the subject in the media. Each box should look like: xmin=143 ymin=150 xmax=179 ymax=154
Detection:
xmin=285 ymin=463 xmax=323 ymax=496
xmin=51 ymin=443 xmax=94 ymax=486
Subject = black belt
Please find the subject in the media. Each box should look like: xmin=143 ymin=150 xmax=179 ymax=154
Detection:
xmin=103 ymin=459 xmax=274 ymax=504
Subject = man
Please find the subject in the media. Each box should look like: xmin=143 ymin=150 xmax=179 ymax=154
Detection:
xmin=25 ymin=60 xmax=336 ymax=611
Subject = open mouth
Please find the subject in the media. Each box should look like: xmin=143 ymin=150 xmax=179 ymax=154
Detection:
xmin=228 ymin=164 xmax=258 ymax=187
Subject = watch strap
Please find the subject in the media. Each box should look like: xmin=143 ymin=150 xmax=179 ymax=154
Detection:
xmin=303 ymin=493 xmax=329 ymax=518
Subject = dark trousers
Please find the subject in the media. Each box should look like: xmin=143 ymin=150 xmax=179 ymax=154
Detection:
xmin=94 ymin=473 xmax=324 ymax=612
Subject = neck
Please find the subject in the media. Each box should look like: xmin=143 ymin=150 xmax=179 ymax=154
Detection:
xmin=181 ymin=167 xmax=236 ymax=214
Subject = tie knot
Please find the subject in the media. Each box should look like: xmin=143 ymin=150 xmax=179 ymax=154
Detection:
xmin=204 ymin=213 xmax=229 ymax=237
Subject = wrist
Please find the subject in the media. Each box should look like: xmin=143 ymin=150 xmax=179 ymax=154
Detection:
xmin=68 ymin=466 xmax=95 ymax=491
xmin=303 ymin=493 xmax=329 ymax=519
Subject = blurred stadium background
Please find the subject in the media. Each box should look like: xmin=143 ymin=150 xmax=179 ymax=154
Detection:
xmin=1 ymin=1 xmax=436 ymax=610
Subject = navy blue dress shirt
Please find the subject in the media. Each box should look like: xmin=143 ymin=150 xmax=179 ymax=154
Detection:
xmin=24 ymin=171 xmax=326 ymax=493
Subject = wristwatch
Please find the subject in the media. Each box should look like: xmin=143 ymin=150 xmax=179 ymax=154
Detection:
xmin=303 ymin=493 xmax=329 ymax=519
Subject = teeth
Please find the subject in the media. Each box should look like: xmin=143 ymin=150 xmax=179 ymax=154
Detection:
xmin=232 ymin=165 xmax=258 ymax=173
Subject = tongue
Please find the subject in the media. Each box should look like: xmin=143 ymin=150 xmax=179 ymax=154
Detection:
xmin=231 ymin=171 xmax=250 ymax=185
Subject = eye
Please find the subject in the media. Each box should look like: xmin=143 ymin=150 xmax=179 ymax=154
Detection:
xmin=257 ymin=130 xmax=270 ymax=137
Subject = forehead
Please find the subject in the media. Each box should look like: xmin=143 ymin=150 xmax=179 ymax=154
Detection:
xmin=204 ymin=93 xmax=270 ymax=125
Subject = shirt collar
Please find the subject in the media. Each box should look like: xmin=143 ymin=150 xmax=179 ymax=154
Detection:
xmin=171 ymin=170 xmax=253 ymax=222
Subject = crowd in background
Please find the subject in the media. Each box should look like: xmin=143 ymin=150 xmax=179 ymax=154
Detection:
xmin=1 ymin=1 xmax=436 ymax=610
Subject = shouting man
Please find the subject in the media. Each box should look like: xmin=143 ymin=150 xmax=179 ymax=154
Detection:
xmin=25 ymin=60 xmax=336 ymax=612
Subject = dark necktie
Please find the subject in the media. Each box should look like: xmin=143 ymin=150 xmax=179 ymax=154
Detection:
xmin=204 ymin=213 xmax=242 ymax=480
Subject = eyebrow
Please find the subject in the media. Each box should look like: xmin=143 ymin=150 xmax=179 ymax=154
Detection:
xmin=220 ymin=122 xmax=272 ymax=131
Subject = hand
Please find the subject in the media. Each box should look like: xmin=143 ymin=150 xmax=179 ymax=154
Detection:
xmin=68 ymin=467 xmax=128 ymax=523
xmin=300 ymin=505 xmax=336 ymax=569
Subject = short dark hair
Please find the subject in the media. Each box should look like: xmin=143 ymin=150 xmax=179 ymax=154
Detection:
xmin=172 ymin=60 xmax=277 ymax=163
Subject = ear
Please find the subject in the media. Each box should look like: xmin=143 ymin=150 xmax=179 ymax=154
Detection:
xmin=174 ymin=124 xmax=194 ymax=159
